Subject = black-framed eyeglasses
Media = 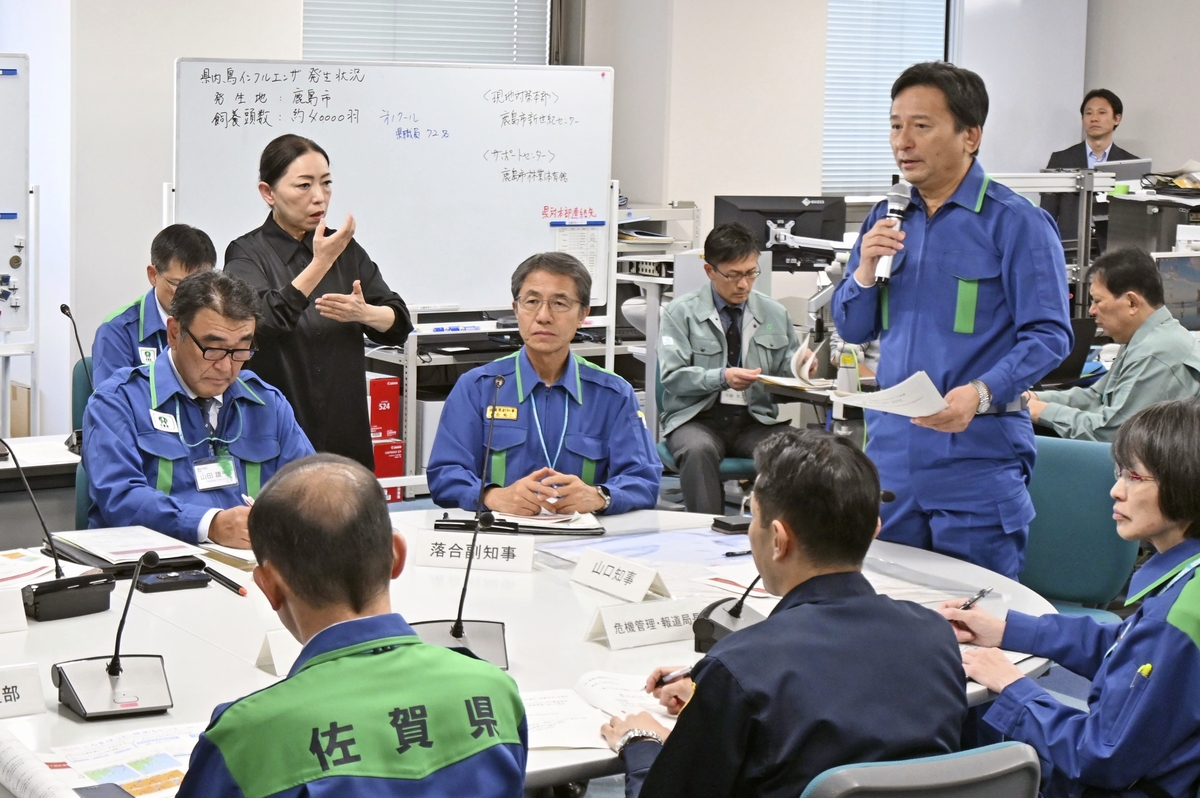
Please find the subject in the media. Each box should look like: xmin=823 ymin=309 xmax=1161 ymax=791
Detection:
xmin=183 ymin=328 xmax=257 ymax=362
xmin=516 ymin=295 xmax=583 ymax=314
xmin=712 ymin=266 xmax=761 ymax=283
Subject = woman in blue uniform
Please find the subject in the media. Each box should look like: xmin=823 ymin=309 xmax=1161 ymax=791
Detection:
xmin=942 ymin=398 xmax=1200 ymax=798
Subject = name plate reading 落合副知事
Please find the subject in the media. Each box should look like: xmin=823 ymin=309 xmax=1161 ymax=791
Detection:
xmin=410 ymin=530 xmax=534 ymax=573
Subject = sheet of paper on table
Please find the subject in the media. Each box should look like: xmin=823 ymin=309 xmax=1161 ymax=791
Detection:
xmin=0 ymin=728 xmax=81 ymax=798
xmin=53 ymin=528 xmax=204 ymax=564
xmin=0 ymin=550 xmax=89 ymax=589
xmin=539 ymin=529 xmax=750 ymax=568
xmin=960 ymin=643 xmax=1035 ymax=665
xmin=834 ymin=370 xmax=949 ymax=418
xmin=699 ymin=562 xmax=958 ymax=607
xmin=522 ymin=671 xmax=680 ymax=750
xmin=493 ymin=511 xmax=604 ymax=533
xmin=51 ymin=723 xmax=205 ymax=797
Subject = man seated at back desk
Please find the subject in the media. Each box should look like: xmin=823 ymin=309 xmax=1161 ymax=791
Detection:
xmin=600 ymin=429 xmax=967 ymax=798
xmin=178 ymin=454 xmax=527 ymax=797
xmin=92 ymin=223 xmax=216 ymax=386
xmin=83 ymin=270 xmax=314 ymax=547
xmin=658 ymin=222 xmax=813 ymax=514
xmin=1027 ymin=247 xmax=1200 ymax=441
xmin=427 ymin=252 xmax=661 ymax=516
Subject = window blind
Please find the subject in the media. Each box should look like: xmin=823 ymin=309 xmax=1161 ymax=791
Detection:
xmin=304 ymin=0 xmax=551 ymax=65
xmin=822 ymin=0 xmax=947 ymax=195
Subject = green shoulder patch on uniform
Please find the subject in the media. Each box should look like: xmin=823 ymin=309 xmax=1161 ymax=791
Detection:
xmin=206 ymin=636 xmax=523 ymax=798
xmin=102 ymin=296 xmax=142 ymax=324
xmin=1167 ymin=575 xmax=1200 ymax=650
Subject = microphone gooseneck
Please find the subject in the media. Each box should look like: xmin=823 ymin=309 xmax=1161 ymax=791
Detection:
xmin=728 ymin=574 xmax=761 ymax=619
xmin=451 ymin=374 xmax=506 ymax=640
xmin=107 ymin=550 xmax=160 ymax=675
xmin=61 ymin=304 xmax=94 ymax=394
xmin=0 ymin=437 xmax=65 ymax=579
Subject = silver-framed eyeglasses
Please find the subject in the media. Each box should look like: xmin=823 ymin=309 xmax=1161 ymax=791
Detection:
xmin=516 ymin=295 xmax=583 ymax=314
xmin=712 ymin=266 xmax=761 ymax=283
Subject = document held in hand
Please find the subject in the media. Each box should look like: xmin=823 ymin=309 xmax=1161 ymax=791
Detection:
xmin=833 ymin=371 xmax=949 ymax=418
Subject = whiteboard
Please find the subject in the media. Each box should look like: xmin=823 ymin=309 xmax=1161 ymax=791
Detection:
xmin=175 ymin=58 xmax=614 ymax=309
xmin=0 ymin=54 xmax=29 ymax=332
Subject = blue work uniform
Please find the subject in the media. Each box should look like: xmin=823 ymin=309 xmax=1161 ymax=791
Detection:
xmin=427 ymin=348 xmax=662 ymax=515
xmin=622 ymin=572 xmax=967 ymax=798
xmin=83 ymin=356 xmax=314 ymax=542
xmin=92 ymin=288 xmax=169 ymax=387
xmin=984 ymin=538 xmax=1200 ymax=798
xmin=831 ymin=159 xmax=1073 ymax=578
xmin=179 ymin=613 xmax=527 ymax=798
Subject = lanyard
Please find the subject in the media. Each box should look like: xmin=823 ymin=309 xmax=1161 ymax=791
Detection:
xmin=529 ymin=387 xmax=569 ymax=471
xmin=173 ymin=396 xmax=245 ymax=453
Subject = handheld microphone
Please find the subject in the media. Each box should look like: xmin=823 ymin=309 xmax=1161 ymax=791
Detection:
xmin=108 ymin=551 xmax=159 ymax=675
xmin=873 ymin=181 xmax=912 ymax=285
xmin=411 ymin=374 xmax=509 ymax=668
xmin=60 ymin=304 xmax=94 ymax=393
xmin=52 ymin=549 xmax=174 ymax=719
xmin=1 ymin=437 xmax=117 ymax=621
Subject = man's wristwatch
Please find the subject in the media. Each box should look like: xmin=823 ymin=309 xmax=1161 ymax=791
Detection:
xmin=969 ymin=379 xmax=992 ymax=415
xmin=596 ymin=485 xmax=612 ymax=513
xmin=616 ymin=728 xmax=663 ymax=756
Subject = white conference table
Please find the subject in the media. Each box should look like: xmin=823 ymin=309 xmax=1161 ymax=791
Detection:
xmin=0 ymin=509 xmax=1055 ymax=792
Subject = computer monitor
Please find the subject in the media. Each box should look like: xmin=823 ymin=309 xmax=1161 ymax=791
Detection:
xmin=714 ymin=196 xmax=847 ymax=269
xmin=1153 ymin=252 xmax=1200 ymax=331
xmin=1100 ymin=158 xmax=1152 ymax=183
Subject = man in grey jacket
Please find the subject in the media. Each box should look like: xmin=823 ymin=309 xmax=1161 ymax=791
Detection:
xmin=658 ymin=223 xmax=809 ymax=513
xmin=1027 ymin=247 xmax=1200 ymax=441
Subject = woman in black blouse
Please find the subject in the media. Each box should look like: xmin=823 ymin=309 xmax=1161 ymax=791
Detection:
xmin=225 ymin=134 xmax=412 ymax=469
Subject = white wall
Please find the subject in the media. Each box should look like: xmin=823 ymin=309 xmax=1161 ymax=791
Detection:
xmin=585 ymin=0 xmax=825 ymax=236
xmin=0 ymin=0 xmax=72 ymax=435
xmin=71 ymin=0 xmax=303 ymax=417
xmin=1085 ymin=0 xmax=1200 ymax=171
xmin=957 ymin=0 xmax=1088 ymax=173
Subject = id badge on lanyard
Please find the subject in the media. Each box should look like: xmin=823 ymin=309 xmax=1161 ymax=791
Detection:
xmin=720 ymin=387 xmax=749 ymax=406
xmin=194 ymin=450 xmax=238 ymax=491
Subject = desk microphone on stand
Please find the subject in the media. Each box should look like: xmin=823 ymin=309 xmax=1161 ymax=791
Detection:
xmin=0 ymin=437 xmax=116 ymax=621
xmin=693 ymin=575 xmax=767 ymax=653
xmin=411 ymin=375 xmax=509 ymax=669
xmin=51 ymin=551 xmax=173 ymax=719
xmin=60 ymin=304 xmax=92 ymax=455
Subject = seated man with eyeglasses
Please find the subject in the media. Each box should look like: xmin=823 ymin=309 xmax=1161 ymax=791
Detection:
xmin=427 ymin=252 xmax=661 ymax=516
xmin=659 ymin=222 xmax=814 ymax=514
xmin=91 ymin=224 xmax=217 ymax=387
xmin=83 ymin=270 xmax=314 ymax=547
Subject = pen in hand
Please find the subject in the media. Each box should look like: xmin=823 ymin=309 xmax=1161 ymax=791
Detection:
xmin=959 ymin=587 xmax=993 ymax=610
xmin=654 ymin=667 xmax=692 ymax=688
xmin=724 ymin=550 xmax=752 ymax=558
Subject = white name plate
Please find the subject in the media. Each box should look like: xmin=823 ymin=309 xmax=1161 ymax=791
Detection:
xmin=0 ymin=589 xmax=27 ymax=634
xmin=256 ymin=628 xmax=303 ymax=677
xmin=586 ymin=597 xmax=714 ymax=651
xmin=0 ymin=663 xmax=45 ymax=719
xmin=571 ymin=548 xmax=669 ymax=602
xmin=410 ymin=530 xmax=534 ymax=573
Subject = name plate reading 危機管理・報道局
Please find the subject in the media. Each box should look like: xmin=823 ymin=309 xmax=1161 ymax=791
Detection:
xmin=585 ymin=597 xmax=713 ymax=650
xmin=571 ymin=548 xmax=670 ymax=602
xmin=411 ymin=530 xmax=534 ymax=573
xmin=0 ymin=663 xmax=45 ymax=719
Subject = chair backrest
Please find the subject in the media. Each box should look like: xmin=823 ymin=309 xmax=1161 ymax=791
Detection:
xmin=75 ymin=461 xmax=91 ymax=530
xmin=72 ymin=357 xmax=93 ymax=431
xmin=799 ymin=742 xmax=1040 ymax=798
xmin=1021 ymin=436 xmax=1138 ymax=605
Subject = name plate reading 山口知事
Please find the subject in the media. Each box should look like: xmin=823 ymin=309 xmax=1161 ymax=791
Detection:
xmin=570 ymin=548 xmax=670 ymax=602
xmin=585 ymin=597 xmax=714 ymax=651
xmin=410 ymin=530 xmax=534 ymax=573
xmin=0 ymin=663 xmax=45 ymax=719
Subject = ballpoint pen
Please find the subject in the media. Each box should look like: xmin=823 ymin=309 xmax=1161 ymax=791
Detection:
xmin=654 ymin=667 xmax=692 ymax=688
xmin=959 ymin=587 xmax=993 ymax=610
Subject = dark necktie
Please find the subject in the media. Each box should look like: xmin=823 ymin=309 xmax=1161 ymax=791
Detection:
xmin=195 ymin=397 xmax=216 ymax=438
xmin=725 ymin=307 xmax=743 ymax=368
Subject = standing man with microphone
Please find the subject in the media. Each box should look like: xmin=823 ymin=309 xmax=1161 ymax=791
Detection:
xmin=831 ymin=62 xmax=1072 ymax=579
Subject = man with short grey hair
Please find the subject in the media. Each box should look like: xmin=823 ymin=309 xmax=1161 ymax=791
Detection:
xmin=428 ymin=252 xmax=661 ymax=515
xmin=84 ymin=270 xmax=314 ymax=546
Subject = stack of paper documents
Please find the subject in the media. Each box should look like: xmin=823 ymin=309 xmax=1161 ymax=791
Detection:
xmin=52 ymin=527 xmax=204 ymax=564
xmin=201 ymin=542 xmax=256 ymax=570
xmin=523 ymin=671 xmax=680 ymax=749
xmin=494 ymin=511 xmax=604 ymax=533
xmin=758 ymin=373 xmax=833 ymax=391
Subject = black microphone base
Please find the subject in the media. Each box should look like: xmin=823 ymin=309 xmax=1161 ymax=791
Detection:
xmin=51 ymin=654 xmax=172 ymax=719
xmin=23 ymin=573 xmax=116 ymax=621
xmin=409 ymin=619 xmax=508 ymax=670
xmin=692 ymin=597 xmax=766 ymax=654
